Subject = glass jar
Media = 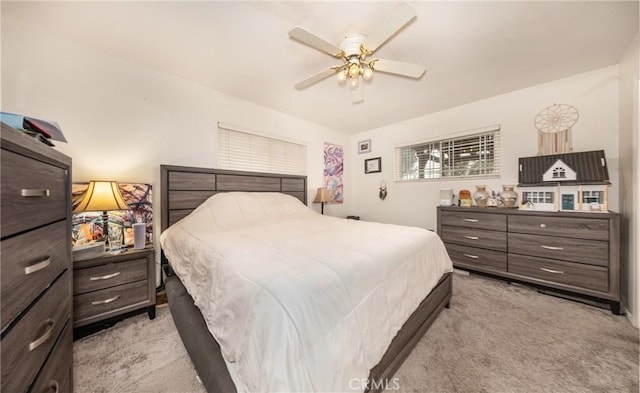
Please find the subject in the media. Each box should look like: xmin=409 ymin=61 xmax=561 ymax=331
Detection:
xmin=473 ymin=185 xmax=489 ymax=206
xmin=501 ymin=185 xmax=518 ymax=207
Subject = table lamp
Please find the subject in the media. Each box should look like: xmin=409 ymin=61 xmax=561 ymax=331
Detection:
xmin=313 ymin=187 xmax=332 ymax=215
xmin=74 ymin=180 xmax=129 ymax=249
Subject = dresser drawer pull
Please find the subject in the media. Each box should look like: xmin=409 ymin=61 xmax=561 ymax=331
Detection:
xmin=24 ymin=257 xmax=51 ymax=275
xmin=540 ymin=267 xmax=564 ymax=274
xmin=463 ymin=253 xmax=479 ymax=259
xmin=463 ymin=218 xmax=479 ymax=223
xmin=28 ymin=318 xmax=55 ymax=351
xmin=540 ymin=224 xmax=547 ymax=228
xmin=89 ymin=271 xmax=121 ymax=281
xmin=463 ymin=236 xmax=479 ymax=240
xmin=20 ymin=188 xmax=51 ymax=197
xmin=91 ymin=295 xmax=121 ymax=305
xmin=48 ymin=380 xmax=60 ymax=393
xmin=540 ymin=245 xmax=564 ymax=251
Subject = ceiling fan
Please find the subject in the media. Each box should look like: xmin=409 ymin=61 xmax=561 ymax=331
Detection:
xmin=289 ymin=2 xmax=425 ymax=104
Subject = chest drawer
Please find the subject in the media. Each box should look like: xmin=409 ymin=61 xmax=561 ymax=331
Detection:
xmin=440 ymin=210 xmax=506 ymax=231
xmin=441 ymin=226 xmax=507 ymax=251
xmin=1 ymin=150 xmax=67 ymax=237
xmin=1 ymin=221 xmax=69 ymax=332
xmin=1 ymin=271 xmax=70 ymax=393
xmin=444 ymin=243 xmax=507 ymax=272
xmin=30 ymin=320 xmax=72 ymax=393
xmin=508 ymin=254 xmax=609 ymax=293
xmin=508 ymin=232 xmax=608 ymax=267
xmin=74 ymin=279 xmax=150 ymax=326
xmin=74 ymin=257 xmax=148 ymax=295
xmin=508 ymin=215 xmax=609 ymax=241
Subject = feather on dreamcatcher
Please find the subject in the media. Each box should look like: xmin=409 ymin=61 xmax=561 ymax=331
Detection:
xmin=534 ymin=104 xmax=579 ymax=155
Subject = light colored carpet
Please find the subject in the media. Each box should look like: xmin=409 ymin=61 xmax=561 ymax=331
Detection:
xmin=74 ymin=273 xmax=639 ymax=393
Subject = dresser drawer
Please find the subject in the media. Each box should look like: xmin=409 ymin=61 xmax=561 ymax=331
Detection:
xmin=1 ymin=150 xmax=67 ymax=237
xmin=508 ymin=232 xmax=608 ymax=267
xmin=440 ymin=210 xmax=506 ymax=231
xmin=30 ymin=320 xmax=72 ymax=393
xmin=1 ymin=221 xmax=69 ymax=332
xmin=445 ymin=243 xmax=507 ymax=272
xmin=74 ymin=257 xmax=148 ymax=295
xmin=508 ymin=215 xmax=609 ymax=241
xmin=441 ymin=226 xmax=507 ymax=251
xmin=508 ymin=254 xmax=609 ymax=293
xmin=1 ymin=271 xmax=70 ymax=393
xmin=74 ymin=280 xmax=151 ymax=326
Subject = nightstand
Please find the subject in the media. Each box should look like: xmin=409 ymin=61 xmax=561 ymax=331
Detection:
xmin=73 ymin=247 xmax=156 ymax=338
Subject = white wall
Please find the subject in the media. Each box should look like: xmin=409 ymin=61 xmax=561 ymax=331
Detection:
xmin=618 ymin=32 xmax=639 ymax=327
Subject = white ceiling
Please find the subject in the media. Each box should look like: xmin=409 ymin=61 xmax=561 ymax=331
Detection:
xmin=2 ymin=1 xmax=638 ymax=134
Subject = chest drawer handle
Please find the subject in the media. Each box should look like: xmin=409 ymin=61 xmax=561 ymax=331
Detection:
xmin=463 ymin=253 xmax=479 ymax=259
xmin=540 ymin=224 xmax=547 ymax=228
xmin=92 ymin=295 xmax=121 ymax=305
xmin=540 ymin=267 xmax=564 ymax=274
xmin=540 ymin=245 xmax=564 ymax=251
xmin=463 ymin=218 xmax=479 ymax=223
xmin=24 ymin=257 xmax=51 ymax=275
xmin=89 ymin=271 xmax=121 ymax=281
xmin=28 ymin=318 xmax=55 ymax=351
xmin=464 ymin=235 xmax=479 ymax=240
xmin=20 ymin=189 xmax=51 ymax=197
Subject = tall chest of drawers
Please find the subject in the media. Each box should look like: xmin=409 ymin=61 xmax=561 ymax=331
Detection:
xmin=437 ymin=206 xmax=621 ymax=314
xmin=1 ymin=123 xmax=74 ymax=392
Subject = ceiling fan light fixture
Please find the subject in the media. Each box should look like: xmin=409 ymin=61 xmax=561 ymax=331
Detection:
xmin=348 ymin=63 xmax=360 ymax=78
xmin=337 ymin=70 xmax=347 ymax=83
xmin=362 ymin=67 xmax=373 ymax=81
xmin=349 ymin=76 xmax=360 ymax=90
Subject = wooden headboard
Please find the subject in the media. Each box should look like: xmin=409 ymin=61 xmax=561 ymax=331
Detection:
xmin=160 ymin=165 xmax=307 ymax=231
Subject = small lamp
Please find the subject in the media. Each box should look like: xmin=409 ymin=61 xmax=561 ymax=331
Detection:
xmin=74 ymin=180 xmax=129 ymax=249
xmin=313 ymin=188 xmax=332 ymax=215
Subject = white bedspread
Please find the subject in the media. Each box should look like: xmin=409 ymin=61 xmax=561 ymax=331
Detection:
xmin=160 ymin=192 xmax=452 ymax=393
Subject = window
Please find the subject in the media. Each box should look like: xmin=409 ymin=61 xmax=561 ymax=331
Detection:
xmin=552 ymin=167 xmax=566 ymax=179
xmin=395 ymin=125 xmax=500 ymax=181
xmin=582 ymin=191 xmax=604 ymax=204
xmin=522 ymin=191 xmax=554 ymax=204
xmin=217 ymin=122 xmax=307 ymax=175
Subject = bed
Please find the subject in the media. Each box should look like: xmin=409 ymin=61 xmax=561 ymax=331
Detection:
xmin=159 ymin=165 xmax=453 ymax=393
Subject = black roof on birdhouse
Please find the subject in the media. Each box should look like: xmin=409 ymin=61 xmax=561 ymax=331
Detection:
xmin=518 ymin=150 xmax=610 ymax=185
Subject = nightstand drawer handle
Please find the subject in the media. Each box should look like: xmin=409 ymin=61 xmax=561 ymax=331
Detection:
xmin=24 ymin=257 xmax=51 ymax=275
xmin=48 ymin=380 xmax=60 ymax=393
xmin=463 ymin=218 xmax=479 ymax=223
xmin=92 ymin=295 xmax=120 ymax=305
xmin=540 ymin=267 xmax=564 ymax=274
xmin=464 ymin=236 xmax=479 ymax=240
xmin=21 ymin=188 xmax=50 ymax=197
xmin=89 ymin=271 xmax=121 ymax=281
xmin=540 ymin=245 xmax=564 ymax=251
xmin=28 ymin=318 xmax=55 ymax=351
xmin=463 ymin=253 xmax=479 ymax=259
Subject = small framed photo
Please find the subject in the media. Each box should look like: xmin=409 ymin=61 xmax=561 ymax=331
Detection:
xmin=364 ymin=157 xmax=382 ymax=174
xmin=358 ymin=139 xmax=371 ymax=154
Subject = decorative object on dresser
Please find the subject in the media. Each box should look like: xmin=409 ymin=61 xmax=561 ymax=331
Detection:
xmin=517 ymin=150 xmax=610 ymax=212
xmin=437 ymin=206 xmax=622 ymax=314
xmin=312 ymin=187 xmax=332 ymax=215
xmin=73 ymin=247 xmax=156 ymax=339
xmin=458 ymin=189 xmax=472 ymax=207
xmin=1 ymin=122 xmax=74 ymax=392
xmin=473 ymin=185 xmax=489 ymax=206
xmin=500 ymin=184 xmax=518 ymax=207
xmin=439 ymin=188 xmax=454 ymax=206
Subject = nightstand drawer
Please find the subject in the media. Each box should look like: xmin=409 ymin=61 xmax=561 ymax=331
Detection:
xmin=1 ymin=221 xmax=69 ymax=332
xmin=441 ymin=226 xmax=507 ymax=251
xmin=74 ymin=257 xmax=148 ymax=295
xmin=508 ymin=215 xmax=609 ymax=240
xmin=440 ymin=210 xmax=506 ymax=231
xmin=74 ymin=280 xmax=150 ymax=326
xmin=509 ymin=254 xmax=608 ymax=293
xmin=1 ymin=150 xmax=67 ymax=237
xmin=445 ymin=243 xmax=507 ymax=272
xmin=508 ymin=232 xmax=608 ymax=267
xmin=1 ymin=271 xmax=70 ymax=393
xmin=30 ymin=320 xmax=72 ymax=393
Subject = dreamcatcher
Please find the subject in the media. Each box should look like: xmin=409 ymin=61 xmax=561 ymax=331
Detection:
xmin=534 ymin=104 xmax=579 ymax=155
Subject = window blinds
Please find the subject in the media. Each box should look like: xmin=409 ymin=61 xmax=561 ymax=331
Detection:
xmin=395 ymin=125 xmax=500 ymax=181
xmin=217 ymin=123 xmax=307 ymax=176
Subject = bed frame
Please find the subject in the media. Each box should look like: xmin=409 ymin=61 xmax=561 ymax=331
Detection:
xmin=160 ymin=164 xmax=452 ymax=393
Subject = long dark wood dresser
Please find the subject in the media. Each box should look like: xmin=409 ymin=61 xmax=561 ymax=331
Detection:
xmin=1 ymin=123 xmax=74 ymax=392
xmin=437 ymin=206 xmax=622 ymax=314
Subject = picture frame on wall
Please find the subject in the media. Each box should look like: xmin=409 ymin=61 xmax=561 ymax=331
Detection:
xmin=358 ymin=139 xmax=371 ymax=154
xmin=364 ymin=157 xmax=382 ymax=174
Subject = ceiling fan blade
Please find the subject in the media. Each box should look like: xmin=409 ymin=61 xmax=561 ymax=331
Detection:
xmin=372 ymin=58 xmax=425 ymax=79
xmin=351 ymin=80 xmax=364 ymax=104
xmin=363 ymin=2 xmax=417 ymax=53
xmin=295 ymin=67 xmax=339 ymax=90
xmin=289 ymin=27 xmax=344 ymax=58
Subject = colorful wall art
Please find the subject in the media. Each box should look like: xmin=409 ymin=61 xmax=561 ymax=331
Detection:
xmin=323 ymin=142 xmax=344 ymax=203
